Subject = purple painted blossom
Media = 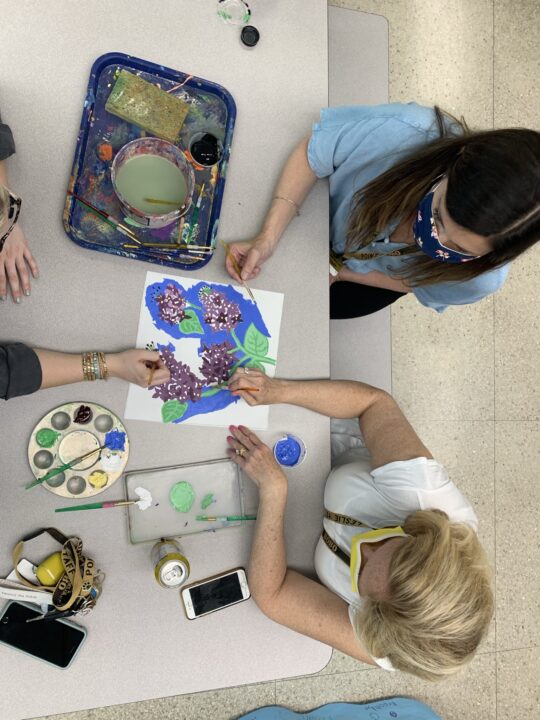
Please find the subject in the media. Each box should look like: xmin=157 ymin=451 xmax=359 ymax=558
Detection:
xmin=155 ymin=284 xmax=188 ymax=325
xmin=152 ymin=347 xmax=203 ymax=403
xmin=199 ymin=286 xmax=242 ymax=332
xmin=199 ymin=341 xmax=236 ymax=384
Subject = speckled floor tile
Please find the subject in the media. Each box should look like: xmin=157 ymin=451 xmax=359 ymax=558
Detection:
xmin=496 ymin=647 xmax=540 ymax=720
xmin=494 ymin=0 xmax=540 ymax=128
xmin=494 ymin=245 xmax=540 ymax=421
xmin=32 ymin=682 xmax=276 ymax=720
xmin=495 ymin=422 xmax=540 ymax=650
xmin=276 ymin=652 xmax=496 ymax=720
xmin=391 ymin=295 xmax=495 ymax=422
xmin=331 ymin=0 xmax=494 ymax=126
xmin=407 ymin=420 xmax=496 ymax=651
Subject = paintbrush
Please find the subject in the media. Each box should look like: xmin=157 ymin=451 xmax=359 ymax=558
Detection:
xmin=68 ymin=192 xmax=140 ymax=242
xmin=185 ymin=183 xmax=205 ymax=244
xmin=143 ymin=197 xmax=180 ymax=206
xmin=221 ymin=240 xmax=256 ymax=301
xmin=26 ymin=444 xmax=108 ymax=490
xmin=147 ymin=364 xmax=157 ymax=387
xmin=196 ymin=515 xmax=257 ymax=522
xmin=176 ymin=244 xmax=212 ymax=254
xmin=55 ymin=487 xmax=153 ymax=513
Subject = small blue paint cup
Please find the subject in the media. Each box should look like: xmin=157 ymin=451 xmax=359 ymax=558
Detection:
xmin=273 ymin=434 xmax=307 ymax=468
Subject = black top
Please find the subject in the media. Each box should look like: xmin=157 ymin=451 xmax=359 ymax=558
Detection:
xmin=0 ymin=110 xmax=15 ymax=161
xmin=0 ymin=343 xmax=42 ymax=400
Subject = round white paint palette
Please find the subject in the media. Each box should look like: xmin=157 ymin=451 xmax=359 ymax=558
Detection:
xmin=27 ymin=401 xmax=130 ymax=498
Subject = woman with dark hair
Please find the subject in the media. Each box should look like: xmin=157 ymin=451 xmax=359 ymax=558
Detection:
xmin=224 ymin=103 xmax=540 ymax=317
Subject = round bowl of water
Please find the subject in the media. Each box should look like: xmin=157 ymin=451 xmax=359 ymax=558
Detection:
xmin=111 ymin=137 xmax=195 ymax=228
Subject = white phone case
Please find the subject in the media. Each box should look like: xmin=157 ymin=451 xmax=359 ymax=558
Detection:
xmin=181 ymin=567 xmax=250 ymax=619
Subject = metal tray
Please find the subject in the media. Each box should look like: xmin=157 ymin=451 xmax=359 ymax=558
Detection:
xmin=124 ymin=458 xmax=245 ymax=544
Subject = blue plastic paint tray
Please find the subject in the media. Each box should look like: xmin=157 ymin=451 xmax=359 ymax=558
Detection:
xmin=63 ymin=53 xmax=236 ymax=270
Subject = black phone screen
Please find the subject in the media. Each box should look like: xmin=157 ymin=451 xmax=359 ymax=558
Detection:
xmin=0 ymin=602 xmax=86 ymax=668
xmin=190 ymin=572 xmax=244 ymax=615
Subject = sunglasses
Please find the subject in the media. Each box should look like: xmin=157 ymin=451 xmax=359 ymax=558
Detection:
xmin=0 ymin=186 xmax=22 ymax=252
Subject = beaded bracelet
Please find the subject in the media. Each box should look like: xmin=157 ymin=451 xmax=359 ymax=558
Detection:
xmin=82 ymin=352 xmax=109 ymax=381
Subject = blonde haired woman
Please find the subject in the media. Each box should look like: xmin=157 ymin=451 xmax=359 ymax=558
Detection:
xmin=226 ymin=370 xmax=493 ymax=679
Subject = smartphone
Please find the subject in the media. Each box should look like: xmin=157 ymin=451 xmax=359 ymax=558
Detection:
xmin=0 ymin=601 xmax=87 ymax=669
xmin=181 ymin=567 xmax=250 ymax=619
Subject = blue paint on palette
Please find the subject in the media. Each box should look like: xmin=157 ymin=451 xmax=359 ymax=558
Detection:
xmin=145 ymin=278 xmax=275 ymax=424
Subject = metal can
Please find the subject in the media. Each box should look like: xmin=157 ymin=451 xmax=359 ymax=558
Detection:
xmin=151 ymin=539 xmax=190 ymax=589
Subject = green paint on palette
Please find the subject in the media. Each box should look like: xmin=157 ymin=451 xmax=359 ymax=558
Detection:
xmin=115 ymin=155 xmax=187 ymax=216
xmin=169 ymin=481 xmax=195 ymax=512
xmin=36 ymin=428 xmax=60 ymax=448
xmin=201 ymin=493 xmax=215 ymax=510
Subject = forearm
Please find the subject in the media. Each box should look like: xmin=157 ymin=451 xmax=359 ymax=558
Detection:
xmin=248 ymin=486 xmax=288 ymax=606
xmin=0 ymin=160 xmax=8 ymax=186
xmin=260 ymin=136 xmax=317 ymax=246
xmin=35 ymin=349 xmax=123 ymax=389
xmin=271 ymin=378 xmax=386 ymax=421
xmin=338 ymin=266 xmax=410 ymax=293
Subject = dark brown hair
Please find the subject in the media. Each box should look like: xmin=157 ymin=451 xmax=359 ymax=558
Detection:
xmin=346 ymin=107 xmax=540 ymax=286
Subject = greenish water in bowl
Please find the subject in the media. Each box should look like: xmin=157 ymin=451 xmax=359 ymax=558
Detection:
xmin=115 ymin=154 xmax=188 ymax=215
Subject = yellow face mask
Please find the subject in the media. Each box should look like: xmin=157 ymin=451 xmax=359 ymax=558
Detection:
xmin=350 ymin=526 xmax=407 ymax=595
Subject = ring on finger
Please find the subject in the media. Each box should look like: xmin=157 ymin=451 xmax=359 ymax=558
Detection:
xmin=235 ymin=447 xmax=247 ymax=457
xmin=244 ymin=367 xmax=250 ymax=374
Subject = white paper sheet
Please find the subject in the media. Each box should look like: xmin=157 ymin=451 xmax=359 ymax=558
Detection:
xmin=124 ymin=271 xmax=283 ymax=428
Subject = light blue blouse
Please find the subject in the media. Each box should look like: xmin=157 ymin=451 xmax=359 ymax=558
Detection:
xmin=307 ymin=103 xmax=509 ymax=312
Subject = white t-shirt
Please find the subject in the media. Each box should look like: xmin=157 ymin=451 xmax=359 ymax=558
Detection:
xmin=314 ymin=419 xmax=478 ymax=670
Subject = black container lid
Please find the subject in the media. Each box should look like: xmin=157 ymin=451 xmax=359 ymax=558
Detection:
xmin=241 ymin=25 xmax=260 ymax=47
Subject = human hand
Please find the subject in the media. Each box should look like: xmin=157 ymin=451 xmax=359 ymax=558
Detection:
xmin=228 ymin=367 xmax=286 ymax=406
xmin=329 ymin=271 xmax=340 ymax=286
xmin=224 ymin=233 xmax=276 ymax=282
xmin=0 ymin=224 xmax=39 ymax=302
xmin=227 ymin=425 xmax=287 ymax=495
xmin=107 ymin=349 xmax=170 ymax=387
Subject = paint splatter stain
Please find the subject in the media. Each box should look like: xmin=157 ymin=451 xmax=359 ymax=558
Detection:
xmin=97 ymin=143 xmax=113 ymax=162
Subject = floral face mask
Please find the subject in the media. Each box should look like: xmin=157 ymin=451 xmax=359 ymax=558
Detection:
xmin=413 ymin=186 xmax=479 ymax=263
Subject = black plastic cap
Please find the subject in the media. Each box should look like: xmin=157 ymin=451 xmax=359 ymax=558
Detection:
xmin=241 ymin=25 xmax=260 ymax=47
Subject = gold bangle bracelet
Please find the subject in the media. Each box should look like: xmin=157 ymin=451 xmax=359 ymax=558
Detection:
xmin=273 ymin=195 xmax=300 ymax=216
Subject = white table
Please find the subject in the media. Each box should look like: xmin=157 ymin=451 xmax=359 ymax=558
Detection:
xmin=0 ymin=2 xmax=330 ymax=718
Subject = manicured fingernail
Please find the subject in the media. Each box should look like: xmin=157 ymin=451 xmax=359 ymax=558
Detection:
xmin=15 ymin=297 xmax=22 ymax=304
xmin=24 ymin=290 xmax=31 ymax=296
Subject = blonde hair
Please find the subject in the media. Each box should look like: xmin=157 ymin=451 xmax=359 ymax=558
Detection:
xmin=353 ymin=509 xmax=493 ymax=681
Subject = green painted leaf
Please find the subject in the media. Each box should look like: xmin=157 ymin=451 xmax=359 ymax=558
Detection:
xmin=244 ymin=359 xmax=265 ymax=372
xmin=161 ymin=400 xmax=188 ymax=423
xmin=243 ymin=323 xmax=269 ymax=358
xmin=178 ymin=310 xmax=204 ymax=335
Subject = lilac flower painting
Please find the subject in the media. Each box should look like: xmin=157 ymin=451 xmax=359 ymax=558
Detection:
xmin=124 ymin=272 xmax=284 ymax=429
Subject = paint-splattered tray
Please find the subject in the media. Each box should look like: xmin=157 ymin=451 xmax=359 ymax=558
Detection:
xmin=28 ymin=402 xmax=129 ymax=498
xmin=63 ymin=52 xmax=236 ymax=270
xmin=124 ymin=459 xmax=244 ymax=544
